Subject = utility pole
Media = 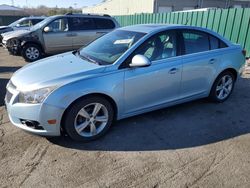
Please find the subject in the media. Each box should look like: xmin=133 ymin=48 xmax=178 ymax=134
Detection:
xmin=11 ymin=0 xmax=14 ymax=6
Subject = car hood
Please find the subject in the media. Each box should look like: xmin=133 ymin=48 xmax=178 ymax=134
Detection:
xmin=2 ymin=29 xmax=31 ymax=40
xmin=11 ymin=52 xmax=106 ymax=91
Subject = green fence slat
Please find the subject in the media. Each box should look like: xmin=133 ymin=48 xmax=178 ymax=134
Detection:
xmin=173 ymin=13 xmax=178 ymax=24
xmin=201 ymin=11 xmax=209 ymax=27
xmin=212 ymin=9 xmax=222 ymax=32
xmin=196 ymin=11 xmax=203 ymax=27
xmin=178 ymin=12 xmax=183 ymax=24
xmin=218 ymin=9 xmax=229 ymax=36
xmin=207 ymin=10 xmax=215 ymax=29
xmin=245 ymin=23 xmax=250 ymax=56
xmin=231 ymin=8 xmax=244 ymax=43
xmin=166 ymin=12 xmax=171 ymax=23
xmin=191 ymin=11 xmax=198 ymax=26
xmin=238 ymin=8 xmax=250 ymax=47
xmin=182 ymin=12 xmax=188 ymax=25
xmin=224 ymin=9 xmax=236 ymax=40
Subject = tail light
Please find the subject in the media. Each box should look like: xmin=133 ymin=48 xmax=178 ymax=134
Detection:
xmin=242 ymin=49 xmax=247 ymax=57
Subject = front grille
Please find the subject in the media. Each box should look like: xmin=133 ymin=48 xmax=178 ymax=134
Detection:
xmin=5 ymin=90 xmax=13 ymax=103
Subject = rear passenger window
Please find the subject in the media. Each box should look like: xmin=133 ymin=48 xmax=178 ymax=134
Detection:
xmin=209 ymin=35 xmax=228 ymax=50
xmin=94 ymin=18 xmax=115 ymax=29
xmin=70 ymin=17 xmax=95 ymax=31
xmin=182 ymin=30 xmax=209 ymax=54
xmin=209 ymin=35 xmax=219 ymax=50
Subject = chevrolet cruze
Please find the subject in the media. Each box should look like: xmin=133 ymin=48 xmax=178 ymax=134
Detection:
xmin=5 ymin=24 xmax=246 ymax=141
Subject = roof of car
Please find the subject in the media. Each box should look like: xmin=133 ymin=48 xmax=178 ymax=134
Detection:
xmin=24 ymin=16 xmax=46 ymax=19
xmin=119 ymin=24 xmax=221 ymax=34
xmin=119 ymin=24 xmax=182 ymax=33
xmin=119 ymin=24 xmax=232 ymax=46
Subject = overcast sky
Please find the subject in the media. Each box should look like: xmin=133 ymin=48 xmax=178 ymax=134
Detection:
xmin=0 ymin=0 xmax=103 ymax=8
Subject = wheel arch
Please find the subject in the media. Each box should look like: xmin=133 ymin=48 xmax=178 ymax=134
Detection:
xmin=60 ymin=93 xmax=118 ymax=132
xmin=209 ymin=67 xmax=238 ymax=96
xmin=21 ymin=40 xmax=44 ymax=53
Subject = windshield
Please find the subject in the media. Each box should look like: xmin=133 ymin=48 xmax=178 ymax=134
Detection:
xmin=30 ymin=17 xmax=54 ymax=31
xmin=79 ymin=30 xmax=146 ymax=65
xmin=8 ymin=18 xmax=26 ymax=27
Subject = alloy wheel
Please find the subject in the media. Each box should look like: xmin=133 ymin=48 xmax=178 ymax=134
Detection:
xmin=216 ymin=75 xmax=233 ymax=100
xmin=74 ymin=103 xmax=109 ymax=137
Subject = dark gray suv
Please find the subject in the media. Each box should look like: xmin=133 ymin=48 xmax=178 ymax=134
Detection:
xmin=2 ymin=13 xmax=119 ymax=62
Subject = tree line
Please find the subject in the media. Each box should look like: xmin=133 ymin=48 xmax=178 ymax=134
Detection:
xmin=23 ymin=5 xmax=82 ymax=16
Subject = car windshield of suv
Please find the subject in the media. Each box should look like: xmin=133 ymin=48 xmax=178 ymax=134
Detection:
xmin=79 ymin=30 xmax=146 ymax=65
xmin=30 ymin=17 xmax=53 ymax=31
xmin=8 ymin=18 xmax=26 ymax=27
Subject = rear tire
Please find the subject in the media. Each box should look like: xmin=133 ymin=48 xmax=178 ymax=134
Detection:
xmin=22 ymin=43 xmax=42 ymax=62
xmin=63 ymin=96 xmax=114 ymax=142
xmin=209 ymin=71 xmax=235 ymax=103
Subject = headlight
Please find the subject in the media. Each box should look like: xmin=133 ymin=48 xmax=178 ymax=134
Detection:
xmin=19 ymin=86 xmax=57 ymax=104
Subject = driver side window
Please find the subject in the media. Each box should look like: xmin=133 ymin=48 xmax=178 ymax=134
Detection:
xmin=134 ymin=31 xmax=177 ymax=62
xmin=47 ymin=18 xmax=69 ymax=32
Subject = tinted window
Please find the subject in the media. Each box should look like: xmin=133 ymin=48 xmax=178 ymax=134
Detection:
xmin=209 ymin=35 xmax=228 ymax=50
xmin=17 ymin=19 xmax=32 ymax=27
xmin=219 ymin=40 xmax=228 ymax=48
xmin=182 ymin=30 xmax=209 ymax=54
xmin=94 ymin=18 xmax=115 ymax=29
xmin=31 ymin=19 xmax=43 ymax=25
xmin=209 ymin=35 xmax=219 ymax=50
xmin=69 ymin=17 xmax=95 ymax=31
xmin=134 ymin=31 xmax=177 ymax=61
xmin=47 ymin=18 xmax=69 ymax=32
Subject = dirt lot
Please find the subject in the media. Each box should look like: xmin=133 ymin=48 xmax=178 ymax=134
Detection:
xmin=0 ymin=48 xmax=250 ymax=188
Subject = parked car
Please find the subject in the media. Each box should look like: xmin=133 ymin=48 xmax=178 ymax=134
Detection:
xmin=2 ymin=13 xmax=119 ymax=62
xmin=0 ymin=17 xmax=45 ymax=42
xmin=5 ymin=24 xmax=246 ymax=141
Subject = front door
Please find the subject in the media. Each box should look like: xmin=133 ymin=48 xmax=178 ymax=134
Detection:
xmin=43 ymin=18 xmax=73 ymax=54
xmin=123 ymin=30 xmax=182 ymax=114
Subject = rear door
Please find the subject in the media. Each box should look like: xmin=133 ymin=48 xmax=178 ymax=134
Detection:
xmin=179 ymin=29 xmax=222 ymax=98
xmin=69 ymin=17 xmax=116 ymax=50
xmin=43 ymin=17 xmax=73 ymax=54
xmin=69 ymin=17 xmax=98 ymax=49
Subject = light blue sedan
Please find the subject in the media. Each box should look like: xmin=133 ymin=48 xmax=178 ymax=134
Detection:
xmin=5 ymin=24 xmax=246 ymax=141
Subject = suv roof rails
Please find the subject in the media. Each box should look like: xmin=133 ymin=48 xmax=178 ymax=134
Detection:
xmin=64 ymin=13 xmax=111 ymax=17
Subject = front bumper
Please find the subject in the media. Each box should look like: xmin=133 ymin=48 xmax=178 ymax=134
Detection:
xmin=2 ymin=39 xmax=21 ymax=55
xmin=5 ymin=84 xmax=64 ymax=136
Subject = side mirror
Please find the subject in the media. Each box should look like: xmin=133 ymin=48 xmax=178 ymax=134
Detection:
xmin=16 ymin=23 xmax=20 ymax=27
xmin=43 ymin=26 xmax=51 ymax=33
xmin=129 ymin=55 xmax=151 ymax=68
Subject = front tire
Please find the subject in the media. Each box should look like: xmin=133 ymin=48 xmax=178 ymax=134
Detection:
xmin=63 ymin=96 xmax=114 ymax=142
xmin=209 ymin=71 xmax=235 ymax=102
xmin=22 ymin=43 xmax=42 ymax=62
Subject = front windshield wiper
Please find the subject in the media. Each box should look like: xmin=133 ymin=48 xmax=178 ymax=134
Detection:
xmin=76 ymin=50 xmax=100 ymax=65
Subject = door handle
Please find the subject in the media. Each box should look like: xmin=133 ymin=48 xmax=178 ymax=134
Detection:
xmin=209 ymin=58 xmax=216 ymax=64
xmin=169 ymin=68 xmax=178 ymax=74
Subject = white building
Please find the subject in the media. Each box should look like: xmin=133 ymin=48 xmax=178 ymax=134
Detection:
xmin=82 ymin=0 xmax=250 ymax=15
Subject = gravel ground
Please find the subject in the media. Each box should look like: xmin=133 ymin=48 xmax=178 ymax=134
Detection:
xmin=0 ymin=48 xmax=250 ymax=188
